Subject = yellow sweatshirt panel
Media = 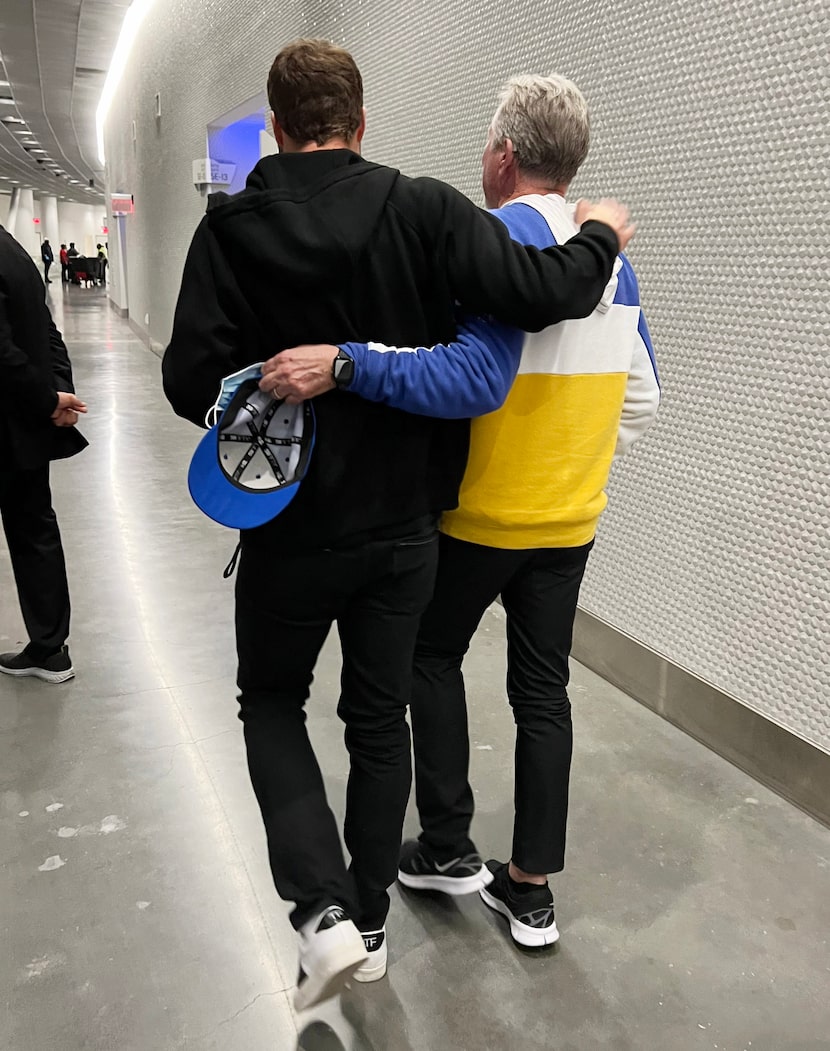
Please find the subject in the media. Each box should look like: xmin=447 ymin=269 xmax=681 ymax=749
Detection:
xmin=442 ymin=372 xmax=628 ymax=550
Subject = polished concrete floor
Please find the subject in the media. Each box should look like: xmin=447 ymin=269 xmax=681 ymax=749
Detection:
xmin=1 ymin=288 xmax=829 ymax=1051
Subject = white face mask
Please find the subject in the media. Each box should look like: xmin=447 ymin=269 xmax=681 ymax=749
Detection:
xmin=205 ymin=362 xmax=265 ymax=427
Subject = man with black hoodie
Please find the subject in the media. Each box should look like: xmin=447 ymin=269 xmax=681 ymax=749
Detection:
xmin=163 ymin=38 xmax=632 ymax=1010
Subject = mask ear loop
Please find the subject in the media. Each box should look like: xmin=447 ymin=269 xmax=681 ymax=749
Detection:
xmin=205 ymin=402 xmax=221 ymax=428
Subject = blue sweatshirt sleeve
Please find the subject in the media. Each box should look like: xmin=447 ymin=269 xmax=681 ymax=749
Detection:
xmin=340 ymin=315 xmax=523 ymax=419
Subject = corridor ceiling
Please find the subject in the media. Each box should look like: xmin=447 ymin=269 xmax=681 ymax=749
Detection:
xmin=0 ymin=0 xmax=128 ymax=203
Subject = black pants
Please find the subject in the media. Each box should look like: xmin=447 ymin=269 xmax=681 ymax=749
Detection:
xmin=61 ymin=263 xmax=69 ymax=283
xmin=235 ymin=525 xmax=438 ymax=930
xmin=411 ymin=534 xmax=592 ymax=875
xmin=0 ymin=466 xmax=71 ymax=658
xmin=43 ymin=261 xmax=52 ymax=282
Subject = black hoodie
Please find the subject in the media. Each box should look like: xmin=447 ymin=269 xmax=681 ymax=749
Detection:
xmin=163 ymin=151 xmax=619 ymax=550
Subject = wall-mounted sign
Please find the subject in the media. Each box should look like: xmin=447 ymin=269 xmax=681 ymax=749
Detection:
xmin=192 ymin=158 xmax=237 ymax=187
xmin=111 ymin=193 xmax=134 ymax=214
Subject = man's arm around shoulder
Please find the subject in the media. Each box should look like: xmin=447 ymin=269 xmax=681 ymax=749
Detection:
xmin=404 ymin=177 xmax=632 ymax=330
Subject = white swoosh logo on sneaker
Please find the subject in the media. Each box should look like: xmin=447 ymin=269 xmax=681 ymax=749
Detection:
xmin=433 ymin=858 xmax=461 ymax=873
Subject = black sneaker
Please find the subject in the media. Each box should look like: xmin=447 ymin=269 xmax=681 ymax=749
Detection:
xmin=295 ymin=905 xmax=368 ymax=1012
xmin=0 ymin=645 xmax=74 ymax=684
xmin=397 ymin=838 xmax=493 ymax=895
xmin=479 ymin=861 xmax=559 ymax=948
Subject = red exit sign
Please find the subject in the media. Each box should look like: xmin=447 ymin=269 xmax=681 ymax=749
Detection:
xmin=111 ymin=194 xmax=134 ymax=214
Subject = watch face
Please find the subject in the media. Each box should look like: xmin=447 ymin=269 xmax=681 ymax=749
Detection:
xmin=335 ymin=354 xmax=354 ymax=386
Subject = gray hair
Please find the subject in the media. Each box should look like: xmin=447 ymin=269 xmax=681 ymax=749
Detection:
xmin=490 ymin=74 xmax=590 ymax=186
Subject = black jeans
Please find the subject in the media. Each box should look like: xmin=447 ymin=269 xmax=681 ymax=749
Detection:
xmin=235 ymin=524 xmax=438 ymax=930
xmin=0 ymin=466 xmax=71 ymax=657
xmin=411 ymin=534 xmax=592 ymax=875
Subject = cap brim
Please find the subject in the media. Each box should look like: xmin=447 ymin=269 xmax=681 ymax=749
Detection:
xmin=188 ymin=423 xmax=302 ymax=530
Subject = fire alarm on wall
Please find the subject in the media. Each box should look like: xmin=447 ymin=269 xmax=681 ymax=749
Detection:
xmin=154 ymin=92 xmax=161 ymax=119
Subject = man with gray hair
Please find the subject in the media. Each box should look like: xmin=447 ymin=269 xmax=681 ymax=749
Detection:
xmin=269 ymin=72 xmax=659 ymax=957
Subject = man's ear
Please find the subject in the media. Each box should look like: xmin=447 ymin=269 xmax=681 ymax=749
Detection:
xmin=356 ymin=107 xmax=367 ymax=144
xmin=501 ymin=137 xmax=516 ymax=174
xmin=501 ymin=137 xmax=519 ymax=194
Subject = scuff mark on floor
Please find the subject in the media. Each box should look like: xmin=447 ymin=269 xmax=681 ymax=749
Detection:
xmin=51 ymin=815 xmax=127 ymax=838
xmin=99 ymin=815 xmax=127 ymax=834
xmin=38 ymin=855 xmax=66 ymax=872
xmin=23 ymin=952 xmax=67 ymax=980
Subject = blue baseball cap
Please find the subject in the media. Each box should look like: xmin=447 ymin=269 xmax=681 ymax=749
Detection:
xmin=188 ymin=379 xmax=315 ymax=529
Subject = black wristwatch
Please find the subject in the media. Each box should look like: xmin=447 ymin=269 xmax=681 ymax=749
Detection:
xmin=332 ymin=348 xmax=355 ymax=389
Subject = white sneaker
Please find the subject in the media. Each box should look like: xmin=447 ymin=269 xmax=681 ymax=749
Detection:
xmin=294 ymin=905 xmax=368 ymax=1012
xmin=353 ymin=927 xmax=387 ymax=983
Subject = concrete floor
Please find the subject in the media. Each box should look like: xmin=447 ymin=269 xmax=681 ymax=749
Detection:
xmin=1 ymin=288 xmax=829 ymax=1051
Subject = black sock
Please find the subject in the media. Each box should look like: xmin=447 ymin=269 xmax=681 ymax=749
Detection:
xmin=509 ymin=874 xmax=547 ymax=894
xmin=25 ymin=643 xmax=62 ymax=662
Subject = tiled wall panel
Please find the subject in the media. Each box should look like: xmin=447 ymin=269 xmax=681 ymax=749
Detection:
xmin=106 ymin=0 xmax=830 ymax=749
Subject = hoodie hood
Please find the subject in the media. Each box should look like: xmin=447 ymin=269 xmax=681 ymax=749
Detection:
xmin=205 ymin=151 xmax=399 ymax=291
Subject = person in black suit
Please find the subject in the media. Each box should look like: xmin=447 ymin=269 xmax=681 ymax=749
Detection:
xmin=41 ymin=239 xmax=54 ymax=284
xmin=0 ymin=225 xmax=88 ymax=682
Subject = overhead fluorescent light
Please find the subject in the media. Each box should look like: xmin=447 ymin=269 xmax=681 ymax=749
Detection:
xmin=96 ymin=0 xmax=156 ymax=165
xmin=0 ymin=81 xmax=10 ymax=88
xmin=0 ymin=99 xmax=16 ymax=106
xmin=1 ymin=116 xmax=26 ymax=124
xmin=29 ymin=148 xmax=46 ymax=154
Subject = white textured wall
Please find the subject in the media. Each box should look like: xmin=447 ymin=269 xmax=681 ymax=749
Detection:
xmin=104 ymin=0 xmax=830 ymax=750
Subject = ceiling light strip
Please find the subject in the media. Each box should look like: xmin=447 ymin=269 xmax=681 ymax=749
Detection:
xmin=96 ymin=0 xmax=157 ymax=166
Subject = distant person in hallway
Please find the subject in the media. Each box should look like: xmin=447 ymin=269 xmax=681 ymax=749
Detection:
xmin=163 ymin=39 xmax=635 ymax=1010
xmin=41 ymin=239 xmax=53 ymax=284
xmin=0 ymin=224 xmax=88 ymax=684
xmin=269 ymin=74 xmax=660 ymax=950
xmin=66 ymin=242 xmax=79 ymax=284
xmin=59 ymin=243 xmax=69 ymax=283
xmin=96 ymin=243 xmax=107 ymax=285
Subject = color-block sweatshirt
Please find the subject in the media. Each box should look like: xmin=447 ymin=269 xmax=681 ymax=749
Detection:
xmin=340 ymin=193 xmax=660 ymax=549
